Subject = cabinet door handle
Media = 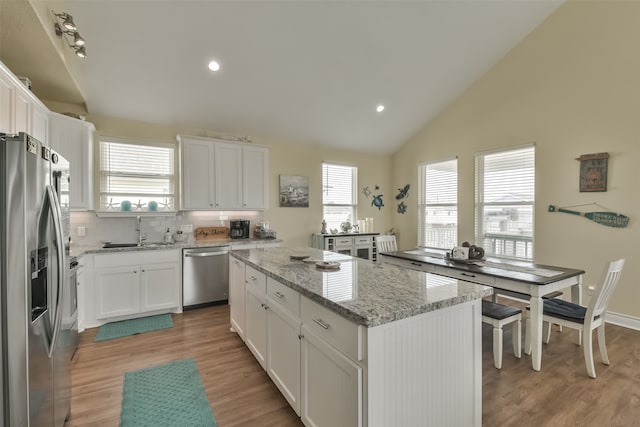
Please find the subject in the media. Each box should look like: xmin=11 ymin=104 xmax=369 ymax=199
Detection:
xmin=250 ymin=276 xmax=257 ymax=281
xmin=141 ymin=269 xmax=145 ymax=273
xmin=133 ymin=270 xmax=137 ymax=273
xmin=312 ymin=318 xmax=330 ymax=330
xmin=273 ymin=291 xmax=284 ymax=299
xmin=298 ymin=334 xmax=304 ymax=340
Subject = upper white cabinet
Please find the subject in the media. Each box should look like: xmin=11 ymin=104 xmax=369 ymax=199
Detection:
xmin=214 ymin=142 xmax=243 ymax=209
xmin=243 ymin=145 xmax=268 ymax=209
xmin=178 ymin=134 xmax=269 ymax=210
xmin=31 ymin=104 xmax=48 ymax=144
xmin=0 ymin=72 xmax=14 ymax=134
xmin=0 ymin=61 xmax=50 ymax=142
xmin=49 ymin=112 xmax=95 ymax=210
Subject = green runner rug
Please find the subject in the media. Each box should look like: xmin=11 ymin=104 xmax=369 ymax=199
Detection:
xmin=95 ymin=314 xmax=173 ymax=342
xmin=120 ymin=358 xmax=217 ymax=427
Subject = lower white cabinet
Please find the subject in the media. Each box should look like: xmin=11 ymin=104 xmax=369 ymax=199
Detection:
xmin=229 ymin=257 xmax=246 ymax=339
xmin=94 ymin=250 xmax=181 ymax=321
xmin=267 ymin=299 xmax=301 ymax=415
xmin=301 ymin=324 xmax=362 ymax=427
xmin=244 ymin=265 xmax=268 ymax=369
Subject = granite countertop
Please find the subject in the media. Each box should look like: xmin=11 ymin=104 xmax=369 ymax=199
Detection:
xmin=381 ymin=250 xmax=585 ymax=285
xmin=69 ymin=238 xmax=283 ymax=259
xmin=231 ymin=246 xmax=492 ymax=328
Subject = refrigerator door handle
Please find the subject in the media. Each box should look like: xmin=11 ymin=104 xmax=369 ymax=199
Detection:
xmin=46 ymin=185 xmax=65 ymax=358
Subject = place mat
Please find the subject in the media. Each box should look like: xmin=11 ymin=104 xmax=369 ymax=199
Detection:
xmin=95 ymin=314 xmax=173 ymax=342
xmin=120 ymin=358 xmax=217 ymax=427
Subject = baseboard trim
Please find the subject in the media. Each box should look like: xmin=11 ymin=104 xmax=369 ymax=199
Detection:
xmin=606 ymin=311 xmax=640 ymax=331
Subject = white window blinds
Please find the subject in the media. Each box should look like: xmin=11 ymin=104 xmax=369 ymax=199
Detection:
xmin=322 ymin=163 xmax=357 ymax=231
xmin=475 ymin=144 xmax=535 ymax=260
xmin=418 ymin=158 xmax=458 ymax=249
xmin=99 ymin=138 xmax=176 ymax=211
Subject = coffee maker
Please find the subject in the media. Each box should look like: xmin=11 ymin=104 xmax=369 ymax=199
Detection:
xmin=230 ymin=220 xmax=250 ymax=239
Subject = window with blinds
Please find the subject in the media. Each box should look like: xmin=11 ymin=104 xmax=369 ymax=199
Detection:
xmin=418 ymin=158 xmax=458 ymax=249
xmin=99 ymin=137 xmax=176 ymax=211
xmin=475 ymin=144 xmax=535 ymax=260
xmin=322 ymin=163 xmax=357 ymax=231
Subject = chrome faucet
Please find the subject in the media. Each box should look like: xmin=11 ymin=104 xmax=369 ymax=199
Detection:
xmin=136 ymin=215 xmax=146 ymax=246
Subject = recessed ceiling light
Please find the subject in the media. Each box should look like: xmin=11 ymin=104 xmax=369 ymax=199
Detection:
xmin=208 ymin=60 xmax=221 ymax=72
xmin=376 ymin=105 xmax=385 ymax=113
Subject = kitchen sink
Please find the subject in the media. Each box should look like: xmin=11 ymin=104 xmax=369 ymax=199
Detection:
xmin=142 ymin=242 xmax=174 ymax=247
xmin=102 ymin=242 xmax=140 ymax=249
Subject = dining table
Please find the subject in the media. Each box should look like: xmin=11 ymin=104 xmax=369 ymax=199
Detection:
xmin=380 ymin=249 xmax=585 ymax=371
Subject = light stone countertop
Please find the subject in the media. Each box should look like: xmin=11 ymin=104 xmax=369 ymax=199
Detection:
xmin=69 ymin=238 xmax=282 ymax=259
xmin=231 ymin=246 xmax=493 ymax=327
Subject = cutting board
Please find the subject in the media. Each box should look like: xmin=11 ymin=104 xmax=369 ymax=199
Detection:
xmin=194 ymin=226 xmax=230 ymax=241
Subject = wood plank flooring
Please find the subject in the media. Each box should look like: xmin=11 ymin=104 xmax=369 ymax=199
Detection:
xmin=69 ymin=303 xmax=640 ymax=426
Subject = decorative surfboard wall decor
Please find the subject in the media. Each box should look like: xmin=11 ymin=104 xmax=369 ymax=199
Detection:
xmin=548 ymin=204 xmax=629 ymax=228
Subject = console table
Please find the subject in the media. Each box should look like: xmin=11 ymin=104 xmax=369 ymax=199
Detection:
xmin=380 ymin=250 xmax=585 ymax=372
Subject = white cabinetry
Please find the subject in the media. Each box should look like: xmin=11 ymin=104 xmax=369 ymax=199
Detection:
xmin=13 ymin=87 xmax=30 ymax=135
xmin=94 ymin=250 xmax=181 ymax=321
xmin=178 ymin=134 xmax=268 ymax=210
xmin=30 ymin=104 xmax=48 ymax=143
xmin=312 ymin=234 xmax=379 ymax=261
xmin=243 ymin=145 xmax=268 ymax=209
xmin=49 ymin=112 xmax=95 ymax=210
xmin=301 ymin=324 xmax=362 ymax=427
xmin=214 ymin=142 xmax=243 ymax=209
xmin=229 ymin=257 xmax=246 ymax=339
xmin=0 ymin=72 xmax=14 ymax=133
xmin=266 ymin=278 xmax=301 ymax=415
xmin=244 ymin=265 xmax=268 ymax=369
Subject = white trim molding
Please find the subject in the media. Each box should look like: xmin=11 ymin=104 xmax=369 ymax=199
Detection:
xmin=606 ymin=311 xmax=640 ymax=331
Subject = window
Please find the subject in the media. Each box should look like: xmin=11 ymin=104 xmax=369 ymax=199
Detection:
xmin=322 ymin=163 xmax=357 ymax=231
xmin=475 ymin=145 xmax=535 ymax=260
xmin=99 ymin=137 xmax=176 ymax=211
xmin=418 ymin=158 xmax=458 ymax=249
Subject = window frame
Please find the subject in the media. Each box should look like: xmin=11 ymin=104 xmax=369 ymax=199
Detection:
xmin=322 ymin=162 xmax=358 ymax=231
xmin=417 ymin=157 xmax=458 ymax=250
xmin=474 ymin=144 xmax=535 ymax=260
xmin=97 ymin=136 xmax=178 ymax=214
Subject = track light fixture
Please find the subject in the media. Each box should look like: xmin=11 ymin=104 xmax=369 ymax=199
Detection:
xmin=52 ymin=11 xmax=87 ymax=58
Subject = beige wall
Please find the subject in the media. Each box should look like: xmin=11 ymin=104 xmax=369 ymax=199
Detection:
xmin=392 ymin=1 xmax=640 ymax=319
xmin=84 ymin=114 xmax=393 ymax=248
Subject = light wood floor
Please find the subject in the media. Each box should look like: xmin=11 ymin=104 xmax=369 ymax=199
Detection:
xmin=70 ymin=303 xmax=640 ymax=426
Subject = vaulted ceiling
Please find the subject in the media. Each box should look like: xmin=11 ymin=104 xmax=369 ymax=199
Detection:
xmin=1 ymin=1 xmax=563 ymax=154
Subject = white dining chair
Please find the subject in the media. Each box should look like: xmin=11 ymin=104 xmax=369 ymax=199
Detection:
xmin=525 ymin=258 xmax=625 ymax=378
xmin=375 ymin=235 xmax=397 ymax=254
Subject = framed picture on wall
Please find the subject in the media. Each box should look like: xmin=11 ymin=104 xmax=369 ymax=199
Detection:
xmin=279 ymin=175 xmax=309 ymax=207
xmin=577 ymin=152 xmax=609 ymax=192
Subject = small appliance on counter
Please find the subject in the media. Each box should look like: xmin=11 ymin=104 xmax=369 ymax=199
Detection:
xmin=230 ymin=220 xmax=250 ymax=239
xmin=253 ymin=221 xmax=276 ymax=239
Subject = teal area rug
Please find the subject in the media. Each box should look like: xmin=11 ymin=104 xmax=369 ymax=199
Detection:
xmin=120 ymin=358 xmax=217 ymax=427
xmin=95 ymin=314 xmax=173 ymax=342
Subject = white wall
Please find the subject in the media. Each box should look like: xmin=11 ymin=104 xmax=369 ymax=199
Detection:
xmin=391 ymin=1 xmax=640 ymax=320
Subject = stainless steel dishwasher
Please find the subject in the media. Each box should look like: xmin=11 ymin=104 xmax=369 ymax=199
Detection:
xmin=183 ymin=246 xmax=229 ymax=309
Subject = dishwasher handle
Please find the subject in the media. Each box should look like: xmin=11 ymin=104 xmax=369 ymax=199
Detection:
xmin=184 ymin=250 xmax=229 ymax=257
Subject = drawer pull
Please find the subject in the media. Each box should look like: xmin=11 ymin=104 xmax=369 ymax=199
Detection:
xmin=461 ymin=272 xmax=476 ymax=278
xmin=273 ymin=291 xmax=284 ymax=299
xmin=410 ymin=262 xmax=423 ymax=267
xmin=312 ymin=318 xmax=330 ymax=330
xmin=250 ymin=276 xmax=257 ymax=281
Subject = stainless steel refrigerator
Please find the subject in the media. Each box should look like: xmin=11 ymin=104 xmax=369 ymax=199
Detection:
xmin=1 ymin=132 xmax=72 ymax=426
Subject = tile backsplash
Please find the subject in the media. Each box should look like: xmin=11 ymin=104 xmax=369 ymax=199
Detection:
xmin=70 ymin=211 xmax=265 ymax=245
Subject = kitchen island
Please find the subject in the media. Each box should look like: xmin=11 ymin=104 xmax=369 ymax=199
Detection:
xmin=229 ymin=246 xmax=492 ymax=427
